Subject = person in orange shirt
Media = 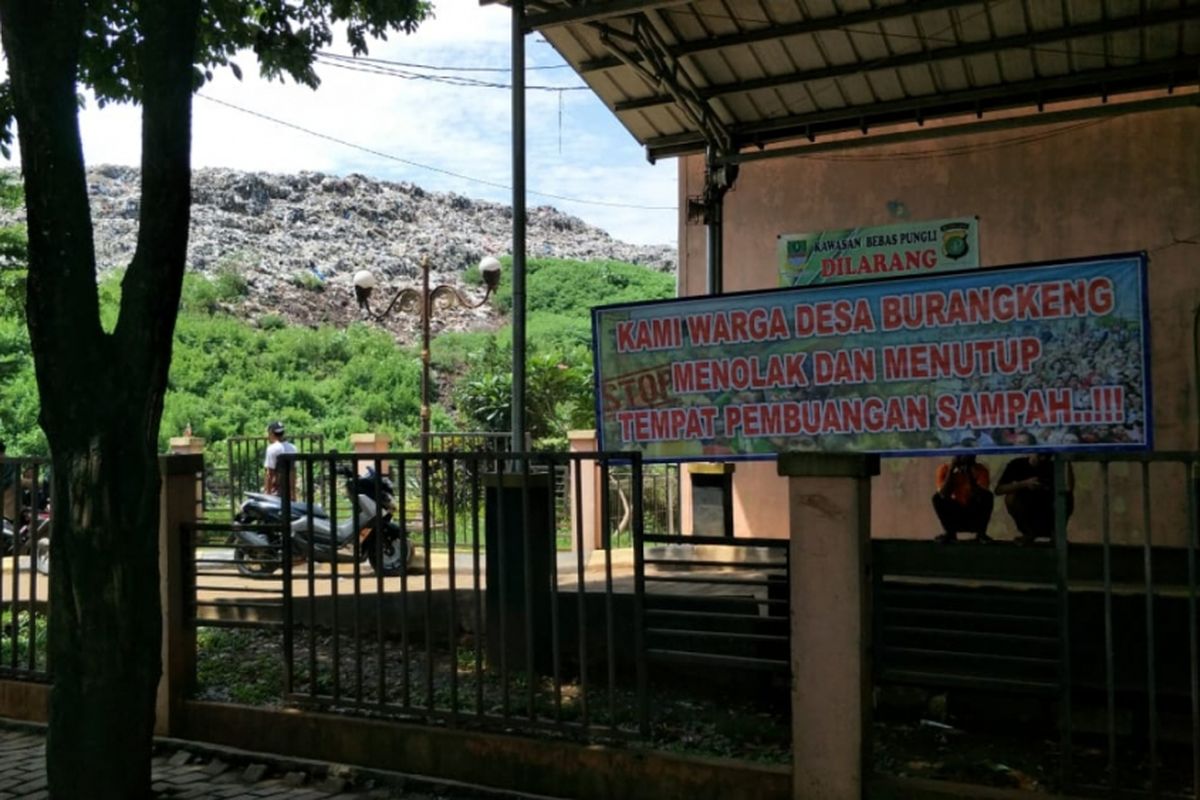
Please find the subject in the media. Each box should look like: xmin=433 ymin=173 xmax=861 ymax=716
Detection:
xmin=932 ymin=453 xmax=994 ymax=543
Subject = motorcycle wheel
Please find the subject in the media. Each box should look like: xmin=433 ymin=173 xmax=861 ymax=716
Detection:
xmin=234 ymin=545 xmax=280 ymax=578
xmin=35 ymin=537 xmax=49 ymax=576
xmin=366 ymin=532 xmax=411 ymax=577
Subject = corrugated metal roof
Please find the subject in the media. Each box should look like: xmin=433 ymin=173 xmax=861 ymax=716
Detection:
xmin=504 ymin=0 xmax=1200 ymax=161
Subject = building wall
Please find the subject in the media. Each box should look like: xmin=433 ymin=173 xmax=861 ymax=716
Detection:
xmin=677 ymin=105 xmax=1200 ymax=544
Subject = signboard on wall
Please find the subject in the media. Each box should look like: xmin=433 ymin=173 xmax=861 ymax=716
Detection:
xmin=593 ymin=254 xmax=1150 ymax=462
xmin=778 ymin=217 xmax=980 ymax=287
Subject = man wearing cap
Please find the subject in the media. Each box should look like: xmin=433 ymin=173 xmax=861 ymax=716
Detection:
xmin=263 ymin=422 xmax=297 ymax=497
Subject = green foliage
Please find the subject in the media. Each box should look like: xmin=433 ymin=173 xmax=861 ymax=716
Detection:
xmin=290 ymin=270 xmax=326 ymax=293
xmin=0 ymin=610 xmax=46 ymax=667
xmin=257 ymin=313 xmax=285 ymax=330
xmin=0 ymin=173 xmax=27 ymax=319
xmin=213 ymin=255 xmax=252 ymax=300
xmin=68 ymin=1 xmax=433 ymax=109
xmin=0 ymin=256 xmax=669 ymax=454
xmin=452 ymin=340 xmax=594 ymax=450
xmin=491 ymin=257 xmax=674 ymax=316
xmin=195 ymin=627 xmax=283 ymax=706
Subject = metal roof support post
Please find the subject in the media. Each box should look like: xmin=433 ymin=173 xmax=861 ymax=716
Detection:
xmin=511 ymin=0 xmax=527 ymax=455
xmin=703 ymin=150 xmax=737 ymax=296
xmin=705 ymin=150 xmax=723 ymax=296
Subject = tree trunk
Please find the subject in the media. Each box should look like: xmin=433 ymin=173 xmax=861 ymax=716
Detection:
xmin=0 ymin=1 xmax=199 ymax=797
xmin=45 ymin=423 xmax=163 ymax=799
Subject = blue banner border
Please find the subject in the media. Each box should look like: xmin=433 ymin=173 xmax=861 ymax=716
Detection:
xmin=591 ymin=251 xmax=1153 ymax=463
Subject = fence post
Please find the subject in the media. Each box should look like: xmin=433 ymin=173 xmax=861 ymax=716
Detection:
xmin=778 ymin=452 xmax=878 ymax=800
xmin=567 ymin=430 xmax=599 ymax=558
xmin=156 ymin=453 xmax=202 ymax=737
xmin=168 ymin=435 xmax=206 ymax=519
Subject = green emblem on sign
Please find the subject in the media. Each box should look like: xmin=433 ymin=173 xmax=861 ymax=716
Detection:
xmin=941 ymin=222 xmax=971 ymax=260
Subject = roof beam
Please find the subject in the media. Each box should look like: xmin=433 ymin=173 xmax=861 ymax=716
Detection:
xmin=644 ymin=58 xmax=1200 ymax=158
xmin=593 ymin=14 xmax=733 ymax=152
xmin=721 ymin=92 xmax=1200 ymax=165
xmin=579 ymin=0 xmax=985 ymax=74
xmin=524 ymin=0 xmax=691 ymax=31
xmin=616 ymin=5 xmax=1200 ymax=111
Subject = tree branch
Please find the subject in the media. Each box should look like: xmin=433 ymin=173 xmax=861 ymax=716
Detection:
xmin=115 ymin=0 xmax=202 ymax=431
xmin=0 ymin=0 xmax=105 ymax=419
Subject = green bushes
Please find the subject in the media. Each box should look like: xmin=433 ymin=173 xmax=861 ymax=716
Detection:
xmin=0 ymin=255 xmax=675 ymax=454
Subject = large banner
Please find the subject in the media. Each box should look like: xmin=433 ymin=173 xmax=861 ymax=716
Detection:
xmin=778 ymin=217 xmax=979 ymax=286
xmin=593 ymin=255 xmax=1150 ymax=461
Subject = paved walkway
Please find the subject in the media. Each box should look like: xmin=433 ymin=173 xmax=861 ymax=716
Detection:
xmin=0 ymin=724 xmax=546 ymax=800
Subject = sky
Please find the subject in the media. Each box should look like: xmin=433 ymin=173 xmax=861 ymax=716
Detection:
xmin=13 ymin=0 xmax=680 ymax=246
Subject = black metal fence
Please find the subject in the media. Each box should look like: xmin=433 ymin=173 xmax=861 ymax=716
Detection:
xmin=0 ymin=455 xmax=50 ymax=682
xmin=873 ymin=452 xmax=1200 ymax=799
xmin=208 ymin=434 xmax=327 ymax=522
xmin=183 ymin=449 xmax=789 ymax=762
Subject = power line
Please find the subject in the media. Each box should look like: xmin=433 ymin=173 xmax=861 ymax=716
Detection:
xmin=313 ymin=53 xmax=590 ymax=92
xmin=196 ymin=94 xmax=677 ymax=211
xmin=316 ymin=50 xmax=571 ymax=73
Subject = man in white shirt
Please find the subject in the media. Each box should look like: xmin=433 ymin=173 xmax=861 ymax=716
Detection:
xmin=263 ymin=421 xmax=297 ymax=496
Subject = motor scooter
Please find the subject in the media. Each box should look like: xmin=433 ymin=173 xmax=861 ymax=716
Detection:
xmin=232 ymin=466 xmax=411 ymax=578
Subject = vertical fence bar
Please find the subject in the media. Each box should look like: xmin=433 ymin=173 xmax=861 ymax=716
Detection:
xmin=1054 ymin=455 xmax=1073 ymax=788
xmin=601 ymin=460 xmax=617 ymax=727
xmin=1101 ymin=461 xmax=1117 ymax=794
xmin=549 ymin=457 xmax=566 ymax=723
xmin=521 ymin=457 xmax=536 ymax=721
xmin=399 ymin=457 xmax=411 ymax=710
xmin=632 ymin=454 xmax=649 ymax=737
xmin=421 ymin=457 xmax=434 ymax=712
xmin=226 ymin=438 xmax=236 ymax=521
xmin=282 ymin=460 xmax=294 ymax=696
xmin=330 ymin=459 xmax=342 ymax=705
xmin=471 ymin=458 xmax=484 ymax=718
xmin=8 ymin=470 xmax=19 ymax=670
xmin=446 ymin=455 xmax=459 ymax=723
xmin=574 ymin=456 xmax=590 ymax=732
xmin=1187 ymin=458 xmax=1199 ymax=800
xmin=25 ymin=463 xmax=38 ymax=673
xmin=353 ymin=458 xmax=366 ymax=706
xmin=1141 ymin=460 xmax=1158 ymax=798
xmin=306 ymin=459 xmax=318 ymax=701
xmin=497 ymin=456 xmax=510 ymax=718
xmin=375 ymin=457 xmax=386 ymax=709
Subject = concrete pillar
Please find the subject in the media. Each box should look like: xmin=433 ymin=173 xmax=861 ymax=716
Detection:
xmin=167 ymin=435 xmax=205 ymax=455
xmin=350 ymin=432 xmax=392 ymax=474
xmin=567 ymin=430 xmax=600 ymax=558
xmin=777 ymin=452 xmax=879 ymax=800
xmin=168 ymin=436 xmax=206 ymax=518
xmin=157 ymin=453 xmax=203 ymax=736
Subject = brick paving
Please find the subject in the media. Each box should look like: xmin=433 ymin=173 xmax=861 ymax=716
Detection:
xmin=0 ymin=726 xmax=541 ymax=800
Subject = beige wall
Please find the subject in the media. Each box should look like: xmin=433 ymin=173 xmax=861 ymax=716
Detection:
xmin=678 ymin=104 xmax=1200 ymax=544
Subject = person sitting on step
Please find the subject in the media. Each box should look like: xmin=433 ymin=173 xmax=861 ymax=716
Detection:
xmin=931 ymin=453 xmax=995 ymax=544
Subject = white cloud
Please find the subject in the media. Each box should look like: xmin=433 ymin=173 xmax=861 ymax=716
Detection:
xmin=47 ymin=0 xmax=677 ymax=245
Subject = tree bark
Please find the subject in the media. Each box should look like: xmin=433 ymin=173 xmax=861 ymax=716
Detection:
xmin=0 ymin=1 xmax=199 ymax=797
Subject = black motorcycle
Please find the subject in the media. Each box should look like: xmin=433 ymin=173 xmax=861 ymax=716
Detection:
xmin=231 ymin=466 xmax=411 ymax=578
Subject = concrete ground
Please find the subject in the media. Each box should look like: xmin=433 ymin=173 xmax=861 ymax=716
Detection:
xmin=0 ymin=723 xmax=559 ymax=800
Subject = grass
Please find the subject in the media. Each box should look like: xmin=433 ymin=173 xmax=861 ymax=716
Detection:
xmin=0 ymin=610 xmax=47 ymax=672
xmin=193 ymin=626 xmax=791 ymax=763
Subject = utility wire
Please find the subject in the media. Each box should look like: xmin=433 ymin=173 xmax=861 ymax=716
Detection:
xmin=313 ymin=53 xmax=590 ymax=91
xmin=316 ymin=50 xmax=572 ymax=73
xmin=196 ymin=93 xmax=677 ymax=211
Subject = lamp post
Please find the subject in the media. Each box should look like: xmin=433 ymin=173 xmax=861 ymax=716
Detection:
xmin=354 ymin=255 xmax=502 ymax=451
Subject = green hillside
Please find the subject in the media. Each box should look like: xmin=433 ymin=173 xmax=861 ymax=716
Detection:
xmin=0 ymin=256 xmax=675 ymax=456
